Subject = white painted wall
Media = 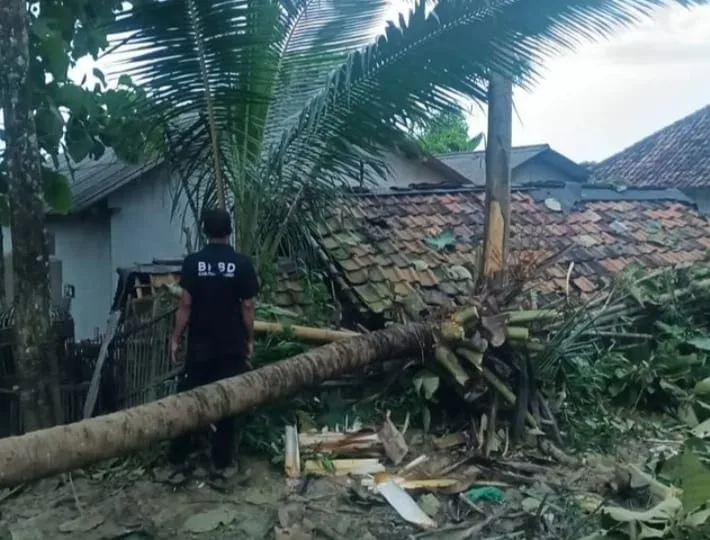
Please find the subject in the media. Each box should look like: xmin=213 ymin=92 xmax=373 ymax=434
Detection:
xmin=107 ymin=166 xmax=195 ymax=291
xmin=2 ymin=216 xmax=112 ymax=340
xmin=49 ymin=216 xmax=112 ymax=339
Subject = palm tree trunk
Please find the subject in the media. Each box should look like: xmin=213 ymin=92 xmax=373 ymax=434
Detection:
xmin=0 ymin=323 xmax=433 ymax=487
xmin=0 ymin=0 xmax=62 ymax=431
xmin=481 ymin=73 xmax=513 ymax=283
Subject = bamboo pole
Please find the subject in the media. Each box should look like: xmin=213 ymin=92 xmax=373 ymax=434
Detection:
xmin=165 ymin=283 xmax=360 ymax=342
xmin=254 ymin=321 xmax=359 ymax=342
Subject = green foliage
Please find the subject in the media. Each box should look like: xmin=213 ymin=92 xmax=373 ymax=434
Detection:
xmin=41 ymin=168 xmax=72 ymax=214
xmin=543 ymin=264 xmax=710 ymax=448
xmin=107 ymin=0 xmax=689 ymax=274
xmin=415 ymin=110 xmax=483 ymax=154
xmin=0 ymin=1 xmax=159 ymax=218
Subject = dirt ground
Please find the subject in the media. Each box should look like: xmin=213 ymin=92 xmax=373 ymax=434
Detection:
xmin=0 ymin=423 xmax=680 ymax=540
xmin=0 ymin=453 xmax=418 ymax=540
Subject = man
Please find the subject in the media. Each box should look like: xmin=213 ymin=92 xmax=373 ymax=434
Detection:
xmin=169 ymin=208 xmax=259 ymax=476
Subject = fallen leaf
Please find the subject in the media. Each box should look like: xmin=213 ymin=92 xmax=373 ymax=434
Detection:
xmin=424 ymin=229 xmax=456 ymax=251
xmin=686 ymin=507 xmax=710 ymax=527
xmin=522 ymin=497 xmax=542 ymax=513
xmin=600 ymin=497 xmax=681 ymax=538
xmin=688 ymin=337 xmax=710 ymax=352
xmin=691 ymin=418 xmax=710 ymax=438
xmin=379 ymin=414 xmax=409 ymax=466
xmin=544 ymin=198 xmax=562 ymax=212
xmin=58 ymin=513 xmax=106 ymax=534
xmin=182 ymin=507 xmax=237 ymax=533
xmin=413 ymin=371 xmax=439 ymax=400
xmin=680 ymin=450 xmax=710 ymax=512
xmin=694 ymin=377 xmax=710 ymax=395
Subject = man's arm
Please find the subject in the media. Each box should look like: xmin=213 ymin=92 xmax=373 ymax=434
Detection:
xmin=173 ymin=289 xmax=192 ymax=344
xmin=172 ymin=257 xmax=195 ymax=360
xmin=239 ymin=256 xmax=260 ymax=356
xmin=241 ymin=298 xmax=255 ymax=355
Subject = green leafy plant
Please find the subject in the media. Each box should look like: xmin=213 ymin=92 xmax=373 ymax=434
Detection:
xmin=414 ymin=109 xmax=483 ymax=154
xmin=105 ymin=0 xmax=689 ymax=274
xmin=1 ymin=1 xmax=160 ymax=215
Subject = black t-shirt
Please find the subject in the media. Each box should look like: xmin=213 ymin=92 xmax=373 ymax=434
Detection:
xmin=179 ymin=243 xmax=259 ymax=356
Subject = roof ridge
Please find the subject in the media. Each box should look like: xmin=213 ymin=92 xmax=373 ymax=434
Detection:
xmin=433 ymin=143 xmax=550 ymax=158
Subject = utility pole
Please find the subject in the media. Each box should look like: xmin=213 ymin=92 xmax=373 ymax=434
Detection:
xmin=481 ymin=73 xmax=513 ymax=283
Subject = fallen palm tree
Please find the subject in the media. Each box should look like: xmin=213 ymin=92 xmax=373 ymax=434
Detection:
xmin=0 ymin=267 xmax=577 ymax=488
xmin=4 ymin=262 xmax=710 ymax=488
xmin=0 ymin=323 xmax=431 ymax=487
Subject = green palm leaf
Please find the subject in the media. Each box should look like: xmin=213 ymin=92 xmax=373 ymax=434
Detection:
xmin=108 ymin=0 xmax=392 ymax=262
xmin=108 ymin=0 xmax=707 ymax=270
xmin=274 ymin=0 xmax=707 ymax=184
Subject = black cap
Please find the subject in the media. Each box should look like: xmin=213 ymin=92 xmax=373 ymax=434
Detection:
xmin=201 ymin=208 xmax=232 ymax=238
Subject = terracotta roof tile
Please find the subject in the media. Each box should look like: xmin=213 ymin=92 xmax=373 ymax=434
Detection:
xmin=315 ymin=190 xmax=710 ymax=316
xmin=593 ymin=105 xmax=710 ymax=188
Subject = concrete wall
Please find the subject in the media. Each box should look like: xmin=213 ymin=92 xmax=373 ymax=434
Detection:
xmin=107 ymin=166 xmax=195 ymax=291
xmin=49 ymin=216 xmax=112 ymax=339
xmin=2 ymin=215 xmax=112 ymax=340
xmin=363 ymin=151 xmax=453 ymax=189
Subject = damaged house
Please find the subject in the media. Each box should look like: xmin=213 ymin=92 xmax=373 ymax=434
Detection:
xmin=1 ymin=132 xmax=709 ymax=340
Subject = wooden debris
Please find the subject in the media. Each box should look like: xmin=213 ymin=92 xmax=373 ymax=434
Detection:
xmin=398 ymin=478 xmax=459 ymax=491
xmin=168 ymin=282 xmax=360 ymax=343
xmin=432 ymin=433 xmax=466 ymax=450
xmin=298 ymin=430 xmax=382 ymax=456
xmin=378 ymin=412 xmax=408 ymax=466
xmin=303 ymin=459 xmax=385 ymax=477
xmin=374 ymin=473 xmax=437 ymax=529
xmin=284 ymin=425 xmax=301 ymax=478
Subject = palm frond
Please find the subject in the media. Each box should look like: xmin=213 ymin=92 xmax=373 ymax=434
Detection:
xmin=273 ymin=0 xmax=707 ymax=184
xmin=110 ymin=0 xmax=392 ymax=260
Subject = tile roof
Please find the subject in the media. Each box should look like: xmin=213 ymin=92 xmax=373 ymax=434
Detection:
xmin=593 ymin=104 xmax=710 ymax=188
xmin=435 ymin=144 xmax=588 ymax=186
xmin=57 ymin=149 xmax=162 ymax=212
xmin=313 ymin=188 xmax=710 ymax=316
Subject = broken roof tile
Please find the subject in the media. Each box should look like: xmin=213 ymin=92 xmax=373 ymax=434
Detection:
xmin=314 ymin=190 xmax=710 ymax=316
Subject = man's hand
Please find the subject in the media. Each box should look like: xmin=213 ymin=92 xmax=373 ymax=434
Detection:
xmin=247 ymin=340 xmax=254 ymax=358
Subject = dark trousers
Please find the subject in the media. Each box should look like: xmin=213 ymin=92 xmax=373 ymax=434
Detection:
xmin=168 ymin=351 xmax=247 ymax=469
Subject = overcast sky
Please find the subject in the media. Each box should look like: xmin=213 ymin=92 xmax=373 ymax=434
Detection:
xmin=73 ymin=2 xmax=710 ymax=165
xmin=502 ymin=3 xmax=710 ymax=162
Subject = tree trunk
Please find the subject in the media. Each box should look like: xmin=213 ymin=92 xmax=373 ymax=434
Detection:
xmin=0 ymin=226 xmax=6 ymax=305
xmin=0 ymin=322 xmax=433 ymax=487
xmin=481 ymin=73 xmax=513 ymax=283
xmin=0 ymin=0 xmax=61 ymax=430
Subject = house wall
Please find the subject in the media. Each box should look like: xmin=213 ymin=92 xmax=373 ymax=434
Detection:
xmin=2 ymin=215 xmax=112 ymax=340
xmin=513 ymin=158 xmax=574 ymax=185
xmin=107 ymin=166 xmax=195 ymax=291
xmin=364 ymin=151 xmax=453 ymax=189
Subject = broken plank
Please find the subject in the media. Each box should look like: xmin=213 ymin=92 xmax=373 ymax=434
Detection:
xmin=303 ymin=459 xmax=384 ymax=477
xmin=378 ymin=413 xmax=408 ymax=466
xmin=284 ymin=425 xmax=301 ymax=479
xmin=298 ymin=431 xmax=382 ymax=456
xmin=374 ymin=473 xmax=437 ymax=529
